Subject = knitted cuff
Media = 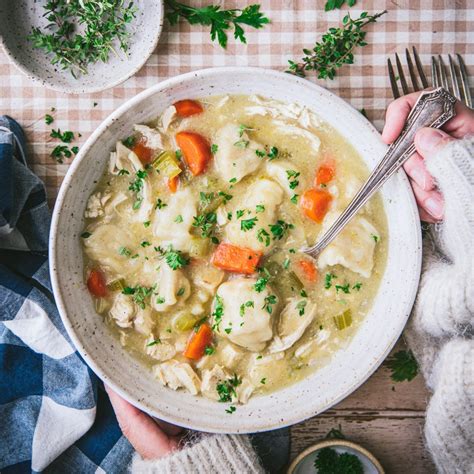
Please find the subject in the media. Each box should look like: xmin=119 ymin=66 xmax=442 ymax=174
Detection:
xmin=130 ymin=434 xmax=264 ymax=474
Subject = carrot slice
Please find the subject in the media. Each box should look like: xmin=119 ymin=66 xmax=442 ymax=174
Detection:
xmin=300 ymin=189 xmax=333 ymax=223
xmin=175 ymin=131 xmax=211 ymax=176
xmin=131 ymin=137 xmax=154 ymax=164
xmin=174 ymin=99 xmax=203 ymax=117
xmin=211 ymin=243 xmax=262 ymax=274
xmin=315 ymin=162 xmax=335 ymax=186
xmin=184 ymin=323 xmax=213 ymax=360
xmin=87 ymin=269 xmax=108 ymax=297
xmin=298 ymin=259 xmax=318 ymax=282
xmin=167 ymin=175 xmax=179 ymax=193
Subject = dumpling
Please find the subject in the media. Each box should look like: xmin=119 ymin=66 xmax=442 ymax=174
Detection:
xmin=152 ymin=264 xmax=191 ymax=312
xmin=268 ymin=297 xmax=317 ymax=353
xmin=83 ymin=224 xmax=138 ymax=277
xmin=214 ymin=277 xmax=277 ymax=352
xmin=213 ymin=123 xmax=262 ymax=183
xmin=224 ymin=179 xmax=284 ymax=252
xmin=317 ymin=211 xmax=378 ymax=278
xmin=266 ymin=160 xmax=304 ymax=197
xmin=153 ymin=187 xmax=197 ymax=253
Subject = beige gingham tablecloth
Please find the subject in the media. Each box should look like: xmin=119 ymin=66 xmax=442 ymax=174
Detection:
xmin=0 ymin=0 xmax=472 ymax=203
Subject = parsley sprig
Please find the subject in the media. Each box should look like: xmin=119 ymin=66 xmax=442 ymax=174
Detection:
xmin=28 ymin=0 xmax=138 ymax=77
xmin=387 ymin=350 xmax=419 ymax=382
xmin=165 ymin=1 xmax=270 ymax=49
xmin=288 ymin=10 xmax=387 ymax=79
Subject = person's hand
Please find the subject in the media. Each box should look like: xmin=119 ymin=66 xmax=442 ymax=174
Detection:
xmin=382 ymin=91 xmax=474 ymax=223
xmin=105 ymin=385 xmax=184 ymax=459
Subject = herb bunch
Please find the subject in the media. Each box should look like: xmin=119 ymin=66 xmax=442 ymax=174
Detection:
xmin=387 ymin=349 xmax=419 ymax=382
xmin=29 ymin=0 xmax=138 ymax=77
xmin=164 ymin=0 xmax=270 ymax=49
xmin=288 ymin=10 xmax=387 ymax=79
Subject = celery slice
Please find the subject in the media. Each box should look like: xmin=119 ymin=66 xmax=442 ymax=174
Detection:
xmin=333 ymin=309 xmax=352 ymax=330
xmin=107 ymin=278 xmax=126 ymax=291
xmin=152 ymin=151 xmax=182 ymax=178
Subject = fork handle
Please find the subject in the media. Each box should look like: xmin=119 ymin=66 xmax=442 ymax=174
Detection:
xmin=305 ymin=88 xmax=457 ymax=257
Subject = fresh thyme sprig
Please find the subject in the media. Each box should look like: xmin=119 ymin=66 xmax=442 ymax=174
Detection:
xmin=287 ymin=10 xmax=387 ymax=79
xmin=164 ymin=1 xmax=270 ymax=49
xmin=28 ymin=0 xmax=138 ymax=78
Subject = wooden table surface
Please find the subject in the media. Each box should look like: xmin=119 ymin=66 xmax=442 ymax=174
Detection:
xmin=289 ymin=336 xmax=435 ymax=473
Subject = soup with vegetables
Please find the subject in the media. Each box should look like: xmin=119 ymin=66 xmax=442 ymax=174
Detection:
xmin=82 ymin=95 xmax=387 ymax=410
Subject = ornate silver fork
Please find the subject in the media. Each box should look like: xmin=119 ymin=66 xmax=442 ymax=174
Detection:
xmin=303 ymin=48 xmax=461 ymax=259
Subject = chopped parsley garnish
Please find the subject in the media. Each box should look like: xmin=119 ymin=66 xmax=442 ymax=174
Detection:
xmin=80 ymin=231 xmax=91 ymax=239
xmin=239 ymin=300 xmax=254 ymax=316
xmin=296 ymin=300 xmax=307 ymax=316
xmin=335 ymin=283 xmax=350 ymax=294
xmin=324 ymin=273 xmax=337 ymax=289
xmin=122 ymin=285 xmax=153 ymax=309
xmin=147 ymin=338 xmax=161 ymax=347
xmin=45 ymin=114 xmax=54 ymax=125
xmin=257 ymin=228 xmax=270 ymax=247
xmin=118 ymin=169 xmax=130 ymax=176
xmin=352 ymin=282 xmax=362 ymax=291
xmin=193 ymin=212 xmax=217 ymax=238
xmin=140 ymin=241 xmax=151 ymax=247
xmin=387 ymin=350 xmax=418 ymax=382
xmin=238 ymin=124 xmax=253 ymax=136
xmin=199 ymin=191 xmax=214 ymax=206
xmin=254 ymin=276 xmax=269 ymax=293
xmin=156 ymin=296 xmax=165 ymax=304
xmin=224 ymin=327 xmax=232 ymax=334
xmin=155 ymin=198 xmax=167 ymax=210
xmin=260 ymin=377 xmax=266 ymax=384
xmin=269 ymin=220 xmax=294 ymax=240
xmin=225 ymin=405 xmax=236 ymax=414
xmin=290 ymin=194 xmax=298 ymax=204
xmin=212 ymin=294 xmax=224 ymax=331
xmin=176 ymin=287 xmax=186 ymax=296
xmin=128 ymin=169 xmax=148 ymax=209
xmin=286 ymin=169 xmax=300 ymax=189
xmin=262 ymin=294 xmax=277 ymax=314
xmin=143 ymin=220 xmax=151 ymax=228
xmin=51 ymin=145 xmax=74 ymax=163
xmin=255 ymin=149 xmax=266 ymax=158
xmin=255 ymin=204 xmax=265 ymax=213
xmin=218 ymin=191 xmax=233 ymax=203
xmin=371 ymin=233 xmax=379 ymax=242
xmin=300 ymin=289 xmax=308 ymax=297
xmin=174 ymin=214 xmax=184 ymax=223
xmin=122 ymin=136 xmax=136 ymax=148
xmin=50 ymin=128 xmax=74 ymax=143
xmin=314 ymin=447 xmax=363 ymax=474
xmin=240 ymin=217 xmax=258 ymax=232
xmin=229 ymin=177 xmax=237 ymax=184
xmin=211 ymin=144 xmax=219 ymax=154
xmin=283 ymin=257 xmax=290 ymax=269
xmin=216 ymin=374 xmax=242 ymax=403
xmin=267 ymin=146 xmax=278 ymax=160
xmin=164 ymin=248 xmax=190 ymax=270
xmin=119 ymin=246 xmax=132 ymax=257
xmin=204 ymin=345 xmax=215 ymax=355
xmin=236 ymin=209 xmax=245 ymax=219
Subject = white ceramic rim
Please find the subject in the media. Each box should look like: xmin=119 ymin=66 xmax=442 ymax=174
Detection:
xmin=0 ymin=1 xmax=164 ymax=94
xmin=50 ymin=67 xmax=422 ymax=433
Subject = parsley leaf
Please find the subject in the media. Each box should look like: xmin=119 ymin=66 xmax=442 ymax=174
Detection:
xmin=314 ymin=447 xmax=363 ymax=474
xmin=241 ymin=217 xmax=258 ymax=232
xmin=387 ymin=350 xmax=418 ymax=382
xmin=269 ymin=220 xmax=294 ymax=240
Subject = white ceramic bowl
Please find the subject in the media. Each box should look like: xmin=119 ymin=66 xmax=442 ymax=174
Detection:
xmin=50 ymin=67 xmax=422 ymax=433
xmin=0 ymin=0 xmax=163 ymax=94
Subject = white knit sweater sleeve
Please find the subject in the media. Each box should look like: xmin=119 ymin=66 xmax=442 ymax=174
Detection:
xmin=130 ymin=434 xmax=265 ymax=473
xmin=405 ymin=137 xmax=474 ymax=474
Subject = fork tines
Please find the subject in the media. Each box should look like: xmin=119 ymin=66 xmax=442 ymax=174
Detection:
xmin=388 ymin=47 xmax=472 ymax=108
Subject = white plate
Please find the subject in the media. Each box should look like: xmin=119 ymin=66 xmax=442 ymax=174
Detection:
xmin=0 ymin=0 xmax=164 ymax=94
xmin=50 ymin=67 xmax=422 ymax=433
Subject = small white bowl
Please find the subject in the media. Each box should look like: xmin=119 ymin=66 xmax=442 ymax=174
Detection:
xmin=288 ymin=440 xmax=385 ymax=474
xmin=50 ymin=67 xmax=422 ymax=433
xmin=0 ymin=0 xmax=163 ymax=94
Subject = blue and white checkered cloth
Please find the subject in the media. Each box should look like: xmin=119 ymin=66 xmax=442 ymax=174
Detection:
xmin=0 ymin=116 xmax=134 ymax=473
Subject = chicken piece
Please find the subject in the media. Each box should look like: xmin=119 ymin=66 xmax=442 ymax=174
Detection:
xmin=153 ymin=360 xmax=200 ymax=395
xmin=318 ymin=211 xmax=378 ymax=278
xmin=109 ymin=293 xmax=135 ymax=328
xmin=161 ymin=105 xmax=177 ymax=132
xmin=213 ymin=123 xmax=262 ymax=183
xmin=145 ymin=336 xmax=176 ymax=361
xmin=201 ymin=365 xmax=230 ymax=401
xmin=220 ymin=343 xmax=244 ymax=370
xmin=152 ymin=264 xmax=191 ymax=312
xmin=152 ymin=187 xmax=197 ymax=253
xmin=134 ymin=308 xmax=155 ymax=335
xmin=214 ymin=277 xmax=276 ymax=352
xmin=224 ymin=179 xmax=284 ymax=252
xmin=237 ymin=378 xmax=255 ymax=404
xmin=84 ymin=192 xmax=108 ymax=219
xmin=268 ymin=297 xmax=317 ymax=353
xmin=133 ymin=124 xmax=165 ymax=149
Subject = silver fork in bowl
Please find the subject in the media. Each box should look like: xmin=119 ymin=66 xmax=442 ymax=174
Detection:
xmin=302 ymin=49 xmax=466 ymax=259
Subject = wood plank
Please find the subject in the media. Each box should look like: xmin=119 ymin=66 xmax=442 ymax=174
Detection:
xmin=290 ymin=416 xmax=435 ymax=474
